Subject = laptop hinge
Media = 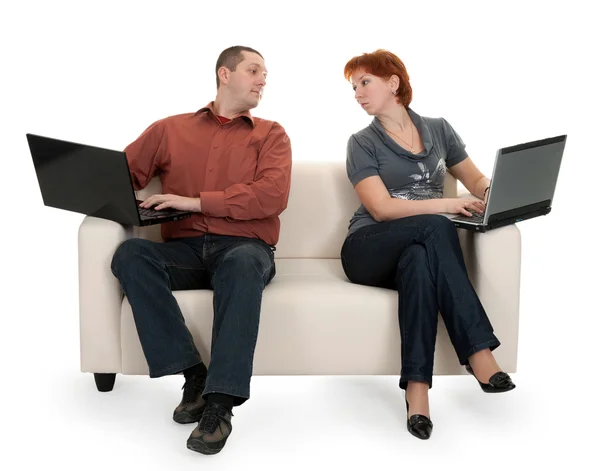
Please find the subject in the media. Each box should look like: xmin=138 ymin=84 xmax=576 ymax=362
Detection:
xmin=488 ymin=200 xmax=552 ymax=227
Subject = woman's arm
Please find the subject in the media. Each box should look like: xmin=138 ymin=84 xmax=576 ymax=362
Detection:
xmin=354 ymin=175 xmax=483 ymax=222
xmin=447 ymin=157 xmax=490 ymax=201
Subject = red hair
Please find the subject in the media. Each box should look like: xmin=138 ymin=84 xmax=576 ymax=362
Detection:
xmin=344 ymin=49 xmax=412 ymax=107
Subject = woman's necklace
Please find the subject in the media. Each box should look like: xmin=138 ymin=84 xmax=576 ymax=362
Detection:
xmin=383 ymin=121 xmax=415 ymax=152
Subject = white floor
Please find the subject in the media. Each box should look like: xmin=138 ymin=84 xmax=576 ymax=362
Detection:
xmin=3 ymin=367 xmax=594 ymax=470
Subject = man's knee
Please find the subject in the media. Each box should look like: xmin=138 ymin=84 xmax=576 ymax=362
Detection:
xmin=111 ymin=238 xmax=156 ymax=277
xmin=219 ymin=243 xmax=273 ymax=276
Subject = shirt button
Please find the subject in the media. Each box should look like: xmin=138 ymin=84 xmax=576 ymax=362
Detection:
xmin=213 ymin=144 xmax=218 ymax=148
xmin=209 ymin=168 xmax=214 ymax=172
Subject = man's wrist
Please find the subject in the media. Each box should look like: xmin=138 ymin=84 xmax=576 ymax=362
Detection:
xmin=195 ymin=197 xmax=202 ymax=213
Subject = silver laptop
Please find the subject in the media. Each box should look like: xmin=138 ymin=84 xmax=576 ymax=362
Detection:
xmin=450 ymin=134 xmax=566 ymax=232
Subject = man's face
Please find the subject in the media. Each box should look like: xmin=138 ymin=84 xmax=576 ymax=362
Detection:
xmin=225 ymin=52 xmax=268 ymax=109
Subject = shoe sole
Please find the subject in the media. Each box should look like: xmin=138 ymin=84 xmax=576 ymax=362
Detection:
xmin=186 ymin=437 xmax=227 ymax=455
xmin=173 ymin=406 xmax=206 ymax=424
xmin=407 ymin=428 xmax=432 ymax=440
xmin=481 ymin=384 xmax=516 ymax=393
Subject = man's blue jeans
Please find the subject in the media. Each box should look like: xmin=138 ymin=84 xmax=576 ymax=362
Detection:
xmin=341 ymin=215 xmax=500 ymax=389
xmin=111 ymin=234 xmax=275 ymax=406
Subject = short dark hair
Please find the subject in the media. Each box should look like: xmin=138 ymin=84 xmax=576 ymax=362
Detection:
xmin=215 ymin=46 xmax=264 ymax=88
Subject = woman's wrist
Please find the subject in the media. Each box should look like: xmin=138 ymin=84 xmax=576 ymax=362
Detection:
xmin=478 ymin=177 xmax=491 ymax=199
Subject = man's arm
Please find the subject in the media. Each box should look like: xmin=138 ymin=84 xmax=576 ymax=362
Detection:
xmin=124 ymin=120 xmax=168 ymax=191
xmin=199 ymin=123 xmax=292 ymax=220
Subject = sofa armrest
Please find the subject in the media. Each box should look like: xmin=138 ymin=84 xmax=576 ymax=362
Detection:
xmin=78 ymin=216 xmax=132 ymax=373
xmin=457 ymin=224 xmax=521 ymax=372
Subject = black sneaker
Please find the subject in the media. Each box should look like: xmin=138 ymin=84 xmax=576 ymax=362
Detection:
xmin=186 ymin=402 xmax=233 ymax=455
xmin=172 ymin=375 xmax=207 ymax=424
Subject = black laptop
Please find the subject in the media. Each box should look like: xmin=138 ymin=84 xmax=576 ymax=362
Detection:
xmin=26 ymin=133 xmax=193 ymax=226
xmin=450 ymin=134 xmax=566 ymax=232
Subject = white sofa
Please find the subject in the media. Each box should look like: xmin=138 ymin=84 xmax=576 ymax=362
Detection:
xmin=78 ymin=160 xmax=521 ymax=391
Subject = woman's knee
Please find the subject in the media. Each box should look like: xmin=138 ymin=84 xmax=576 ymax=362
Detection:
xmin=397 ymin=243 xmax=429 ymax=273
xmin=401 ymin=243 xmax=428 ymax=261
xmin=417 ymin=214 xmax=458 ymax=240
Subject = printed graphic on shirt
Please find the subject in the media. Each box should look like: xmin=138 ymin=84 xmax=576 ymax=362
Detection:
xmin=389 ymin=159 xmax=446 ymax=200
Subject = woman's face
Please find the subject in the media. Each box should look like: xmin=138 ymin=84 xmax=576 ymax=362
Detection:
xmin=350 ymin=69 xmax=397 ymax=116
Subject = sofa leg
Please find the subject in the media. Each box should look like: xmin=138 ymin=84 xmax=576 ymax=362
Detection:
xmin=94 ymin=373 xmax=116 ymax=392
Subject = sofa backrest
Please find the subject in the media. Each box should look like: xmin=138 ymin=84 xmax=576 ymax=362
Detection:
xmin=134 ymin=160 xmax=457 ymax=259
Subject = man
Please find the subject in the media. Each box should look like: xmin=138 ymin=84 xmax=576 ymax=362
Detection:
xmin=111 ymin=45 xmax=292 ymax=455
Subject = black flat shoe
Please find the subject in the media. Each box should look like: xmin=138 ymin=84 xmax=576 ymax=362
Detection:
xmin=405 ymin=399 xmax=433 ymax=440
xmin=465 ymin=363 xmax=516 ymax=393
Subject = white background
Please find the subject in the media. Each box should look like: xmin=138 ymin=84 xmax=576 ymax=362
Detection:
xmin=2 ymin=0 xmax=599 ymax=469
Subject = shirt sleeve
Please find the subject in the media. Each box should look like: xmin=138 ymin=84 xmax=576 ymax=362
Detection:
xmin=346 ymin=134 xmax=379 ymax=186
xmin=124 ymin=119 xmax=168 ymax=190
xmin=441 ymin=118 xmax=468 ymax=167
xmin=199 ymin=122 xmax=292 ymax=220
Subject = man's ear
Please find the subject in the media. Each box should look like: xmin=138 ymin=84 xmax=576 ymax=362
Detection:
xmin=218 ymin=66 xmax=230 ymax=86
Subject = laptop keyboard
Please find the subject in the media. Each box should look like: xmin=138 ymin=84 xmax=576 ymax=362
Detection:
xmin=138 ymin=207 xmax=167 ymax=218
xmin=452 ymin=213 xmax=485 ymax=224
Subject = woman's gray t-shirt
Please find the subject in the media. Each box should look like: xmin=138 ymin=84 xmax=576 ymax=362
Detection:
xmin=346 ymin=108 xmax=468 ymax=235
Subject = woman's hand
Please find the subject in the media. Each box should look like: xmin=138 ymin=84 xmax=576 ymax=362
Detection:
xmin=442 ymin=198 xmax=485 ymax=217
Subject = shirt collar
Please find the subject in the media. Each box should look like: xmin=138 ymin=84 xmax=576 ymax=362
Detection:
xmin=195 ymin=102 xmax=255 ymax=127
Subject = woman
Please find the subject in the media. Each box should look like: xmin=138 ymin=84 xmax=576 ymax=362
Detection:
xmin=341 ymin=50 xmax=515 ymax=441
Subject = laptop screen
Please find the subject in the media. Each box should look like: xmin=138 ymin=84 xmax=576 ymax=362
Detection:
xmin=485 ymin=135 xmax=566 ymax=222
xmin=27 ymin=134 xmax=141 ymax=225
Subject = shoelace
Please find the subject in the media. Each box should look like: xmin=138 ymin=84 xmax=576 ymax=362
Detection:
xmin=181 ymin=376 xmax=205 ymax=404
xmin=198 ymin=403 xmax=231 ymax=434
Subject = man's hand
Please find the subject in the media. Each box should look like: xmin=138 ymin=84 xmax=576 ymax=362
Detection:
xmin=140 ymin=194 xmax=201 ymax=212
